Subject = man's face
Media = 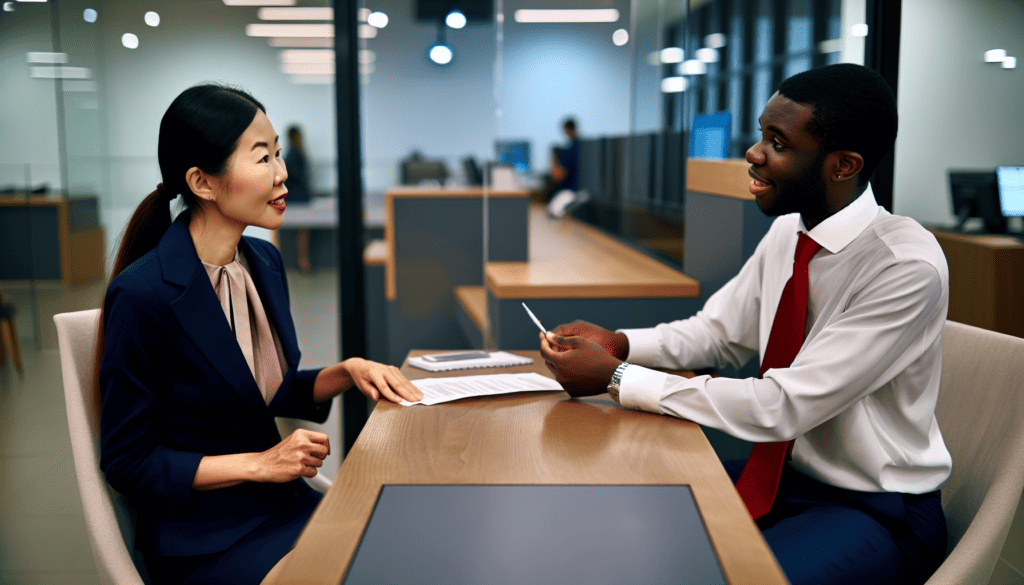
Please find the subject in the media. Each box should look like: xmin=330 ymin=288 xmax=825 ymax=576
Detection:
xmin=746 ymin=92 xmax=828 ymax=219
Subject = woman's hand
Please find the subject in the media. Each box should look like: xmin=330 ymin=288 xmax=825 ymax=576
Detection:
xmin=253 ymin=429 xmax=330 ymax=483
xmin=343 ymin=358 xmax=423 ymax=404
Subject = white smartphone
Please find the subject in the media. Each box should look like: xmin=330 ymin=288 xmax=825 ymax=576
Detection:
xmin=421 ymin=351 xmax=491 ymax=363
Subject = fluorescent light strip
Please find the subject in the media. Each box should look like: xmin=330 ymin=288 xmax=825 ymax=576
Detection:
xmin=514 ymin=9 xmax=619 ymax=23
xmin=258 ymin=7 xmax=332 ymax=20
xmin=224 ymin=0 xmax=295 ymax=6
xmin=246 ymin=23 xmax=333 ymax=37
xmin=27 ymin=52 xmax=68 ymax=63
xmin=269 ymin=37 xmax=334 ymax=47
xmin=291 ymin=74 xmax=334 ymax=85
xmin=17 ymin=0 xmax=49 ymax=3
xmin=30 ymin=66 xmax=91 ymax=79
xmin=280 ymin=49 xmax=334 ymax=63
xmin=281 ymin=62 xmax=334 ymax=75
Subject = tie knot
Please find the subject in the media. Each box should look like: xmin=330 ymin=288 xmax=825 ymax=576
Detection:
xmin=794 ymin=232 xmax=822 ymax=265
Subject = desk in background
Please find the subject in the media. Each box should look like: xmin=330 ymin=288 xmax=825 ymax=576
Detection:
xmin=270 ymin=351 xmax=786 ymax=585
xmin=0 ymin=195 xmax=105 ymax=283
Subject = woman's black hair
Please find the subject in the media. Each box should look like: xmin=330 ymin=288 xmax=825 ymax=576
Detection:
xmin=111 ymin=83 xmax=265 ymax=279
xmin=778 ymin=63 xmax=898 ymax=185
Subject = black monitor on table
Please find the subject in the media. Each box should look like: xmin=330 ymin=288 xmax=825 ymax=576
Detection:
xmin=949 ymin=170 xmax=1006 ymax=233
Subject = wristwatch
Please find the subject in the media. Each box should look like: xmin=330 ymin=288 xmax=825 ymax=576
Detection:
xmin=607 ymin=362 xmax=630 ymax=403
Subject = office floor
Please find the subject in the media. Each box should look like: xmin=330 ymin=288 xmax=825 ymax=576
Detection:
xmin=1 ymin=269 xmax=1023 ymax=584
xmin=0 ymin=268 xmax=339 ymax=585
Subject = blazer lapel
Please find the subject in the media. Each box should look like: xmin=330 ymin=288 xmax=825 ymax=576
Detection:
xmin=239 ymin=237 xmax=301 ymax=369
xmin=159 ymin=217 xmax=267 ymax=413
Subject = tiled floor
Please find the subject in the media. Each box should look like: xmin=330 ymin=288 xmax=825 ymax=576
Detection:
xmin=0 ymin=268 xmax=339 ymax=584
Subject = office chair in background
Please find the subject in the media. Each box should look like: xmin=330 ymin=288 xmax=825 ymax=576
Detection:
xmin=926 ymin=321 xmax=1024 ymax=584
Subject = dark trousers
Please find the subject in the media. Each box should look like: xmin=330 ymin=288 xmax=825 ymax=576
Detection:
xmin=145 ymin=489 xmax=322 ymax=585
xmin=724 ymin=459 xmax=947 ymax=585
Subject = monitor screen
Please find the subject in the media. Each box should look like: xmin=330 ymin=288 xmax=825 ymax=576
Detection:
xmin=495 ymin=140 xmax=531 ymax=175
xmin=997 ymin=166 xmax=1024 ymax=217
xmin=949 ymin=170 xmax=1005 ymax=233
xmin=689 ymin=111 xmax=732 ymax=159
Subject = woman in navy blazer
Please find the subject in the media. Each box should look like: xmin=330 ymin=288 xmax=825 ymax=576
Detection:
xmin=99 ymin=84 xmax=421 ymax=585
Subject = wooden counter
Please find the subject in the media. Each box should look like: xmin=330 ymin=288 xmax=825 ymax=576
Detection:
xmin=931 ymin=230 xmax=1024 ymax=338
xmin=270 ymin=351 xmax=786 ymax=585
xmin=0 ymin=195 xmax=105 ymax=283
xmin=486 ymin=205 xmax=699 ymax=299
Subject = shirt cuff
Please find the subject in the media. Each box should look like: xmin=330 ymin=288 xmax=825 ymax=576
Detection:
xmin=617 ymin=364 xmax=667 ymax=414
xmin=618 ymin=328 xmax=663 ymax=367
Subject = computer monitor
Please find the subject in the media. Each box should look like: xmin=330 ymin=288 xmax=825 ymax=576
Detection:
xmin=996 ymin=166 xmax=1024 ymax=218
xmin=495 ymin=140 xmax=531 ymax=175
xmin=689 ymin=111 xmax=732 ymax=159
xmin=949 ymin=170 xmax=1006 ymax=233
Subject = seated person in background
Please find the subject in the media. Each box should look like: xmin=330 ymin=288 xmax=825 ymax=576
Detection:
xmin=539 ymin=64 xmax=950 ymax=585
xmin=284 ymin=125 xmax=313 ymax=272
xmin=100 ymin=83 xmax=421 ymax=585
xmin=536 ymin=117 xmax=581 ymax=202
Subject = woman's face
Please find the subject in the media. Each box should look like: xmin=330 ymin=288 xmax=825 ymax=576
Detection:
xmin=211 ymin=109 xmax=289 ymax=230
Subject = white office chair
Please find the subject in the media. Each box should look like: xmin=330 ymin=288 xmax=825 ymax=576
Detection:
xmin=926 ymin=321 xmax=1024 ymax=584
xmin=55 ymin=309 xmax=148 ymax=585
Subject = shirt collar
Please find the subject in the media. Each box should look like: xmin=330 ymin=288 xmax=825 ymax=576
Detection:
xmin=797 ymin=183 xmax=880 ymax=254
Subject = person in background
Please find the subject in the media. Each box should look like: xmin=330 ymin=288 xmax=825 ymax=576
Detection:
xmin=538 ymin=64 xmax=950 ymax=585
xmin=99 ymin=84 xmax=421 ymax=584
xmin=285 ymin=125 xmax=312 ymax=272
xmin=534 ymin=117 xmax=581 ymax=203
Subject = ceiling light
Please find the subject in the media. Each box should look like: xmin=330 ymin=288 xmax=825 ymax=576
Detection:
xmin=290 ymin=74 xmax=333 ymax=84
xmin=16 ymin=0 xmax=48 ymax=3
xmin=246 ymin=24 xmax=333 ymax=37
xmin=660 ymin=47 xmax=683 ymax=63
xmin=850 ymin=23 xmax=868 ymax=37
xmin=3 ymin=3 xmax=14 ymax=11
xmin=612 ymin=29 xmax=629 ymax=46
xmin=985 ymin=49 xmax=1007 ymax=62
xmin=513 ymin=9 xmax=619 ymax=23
xmin=223 ymin=0 xmax=295 ymax=5
xmin=367 ymin=11 xmax=388 ymax=28
xmin=359 ymin=62 xmax=375 ymax=75
xmin=429 ymin=44 xmax=453 ymax=65
xmin=679 ymin=59 xmax=706 ymax=75
xmin=661 ymin=77 xmax=686 ymax=93
xmin=282 ymin=62 xmax=333 ymax=75
xmin=83 ymin=8 xmax=97 ymax=22
xmin=818 ymin=38 xmax=842 ymax=54
xmin=358 ymin=7 xmax=370 ymax=22
xmin=258 ymin=7 xmax=332 ymax=20
xmin=696 ymin=47 xmax=719 ymax=63
xmin=269 ymin=37 xmax=333 ymax=47
xmin=30 ymin=66 xmax=92 ymax=79
xmin=358 ymin=24 xmax=377 ymax=38
xmin=144 ymin=11 xmax=160 ymax=27
xmin=122 ymin=33 xmax=139 ymax=49
xmin=705 ymin=33 xmax=726 ymax=49
xmin=27 ymin=52 xmax=68 ymax=63
xmin=358 ymin=49 xmax=375 ymax=64
xmin=446 ymin=10 xmax=466 ymax=29
xmin=1003 ymin=56 xmax=1017 ymax=69
xmin=280 ymin=49 xmax=334 ymax=63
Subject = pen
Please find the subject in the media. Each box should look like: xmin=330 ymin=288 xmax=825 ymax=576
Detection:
xmin=522 ymin=303 xmax=553 ymax=338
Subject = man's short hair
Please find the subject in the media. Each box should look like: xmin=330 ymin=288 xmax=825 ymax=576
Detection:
xmin=563 ymin=118 xmax=577 ymax=132
xmin=778 ymin=63 xmax=897 ymax=184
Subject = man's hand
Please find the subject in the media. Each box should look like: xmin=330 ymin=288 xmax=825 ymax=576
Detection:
xmin=540 ymin=331 xmax=622 ymax=398
xmin=550 ymin=320 xmax=629 ymax=360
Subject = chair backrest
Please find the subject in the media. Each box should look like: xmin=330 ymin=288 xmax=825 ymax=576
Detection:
xmin=54 ymin=309 xmax=147 ymax=585
xmin=926 ymin=321 xmax=1024 ymax=584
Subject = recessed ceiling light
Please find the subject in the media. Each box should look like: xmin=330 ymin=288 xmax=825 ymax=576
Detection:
xmin=1003 ymin=56 xmax=1017 ymax=69
xmin=83 ymin=8 xmax=97 ymax=22
xmin=280 ymin=49 xmax=334 ymax=63
xmin=122 ymin=33 xmax=139 ymax=49
xmin=612 ymin=29 xmax=628 ymax=46
xmin=850 ymin=23 xmax=868 ymax=37
xmin=660 ymin=47 xmax=683 ymax=63
xmin=705 ymin=33 xmax=726 ymax=49
xmin=358 ymin=24 xmax=377 ymax=38
xmin=679 ymin=59 xmax=706 ymax=75
xmin=258 ymin=7 xmax=332 ymax=20
xmin=246 ymin=23 xmax=334 ymax=37
xmin=223 ymin=0 xmax=295 ymax=6
xmin=696 ymin=48 xmax=719 ymax=63
xmin=429 ymin=44 xmax=453 ymax=65
xmin=269 ymin=37 xmax=333 ymax=47
xmin=367 ymin=11 xmax=388 ymax=28
xmin=281 ymin=62 xmax=333 ymax=75
xmin=514 ymin=9 xmax=619 ymax=23
xmin=144 ymin=11 xmax=160 ymax=27
xmin=3 ymin=3 xmax=14 ymax=12
xmin=30 ymin=66 xmax=92 ymax=79
xmin=661 ymin=77 xmax=686 ymax=93
xmin=985 ymin=49 xmax=1007 ymax=62
xmin=27 ymin=52 xmax=68 ymax=63
xmin=446 ymin=10 xmax=466 ymax=29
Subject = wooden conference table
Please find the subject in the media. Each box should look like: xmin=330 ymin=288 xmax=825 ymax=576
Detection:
xmin=270 ymin=351 xmax=787 ymax=585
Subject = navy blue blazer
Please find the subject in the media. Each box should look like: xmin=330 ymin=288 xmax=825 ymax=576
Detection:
xmin=99 ymin=213 xmax=331 ymax=557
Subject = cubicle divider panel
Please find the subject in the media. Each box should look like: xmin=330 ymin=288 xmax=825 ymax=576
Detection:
xmin=386 ymin=194 xmax=528 ymax=365
xmin=0 ymin=205 xmax=62 ymax=280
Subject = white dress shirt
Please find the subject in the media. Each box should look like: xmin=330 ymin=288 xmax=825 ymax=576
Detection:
xmin=618 ymin=185 xmax=952 ymax=494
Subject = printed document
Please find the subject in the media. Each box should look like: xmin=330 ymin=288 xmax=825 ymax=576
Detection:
xmin=401 ymin=373 xmax=563 ymax=406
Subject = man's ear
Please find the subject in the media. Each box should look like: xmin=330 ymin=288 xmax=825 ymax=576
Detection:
xmin=827 ymin=151 xmax=865 ymax=182
xmin=185 ymin=167 xmax=216 ymax=201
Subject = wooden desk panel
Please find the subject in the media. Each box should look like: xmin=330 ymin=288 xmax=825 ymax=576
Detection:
xmin=486 ymin=205 xmax=700 ymax=299
xmin=272 ymin=351 xmax=786 ymax=585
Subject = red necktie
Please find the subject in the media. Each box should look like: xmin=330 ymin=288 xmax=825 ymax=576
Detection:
xmin=734 ymin=232 xmax=822 ymax=520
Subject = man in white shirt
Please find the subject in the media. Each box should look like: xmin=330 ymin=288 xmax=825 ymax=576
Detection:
xmin=539 ymin=64 xmax=950 ymax=585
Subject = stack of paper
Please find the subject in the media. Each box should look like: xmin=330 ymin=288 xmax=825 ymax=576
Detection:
xmin=402 ymin=373 xmax=563 ymax=406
